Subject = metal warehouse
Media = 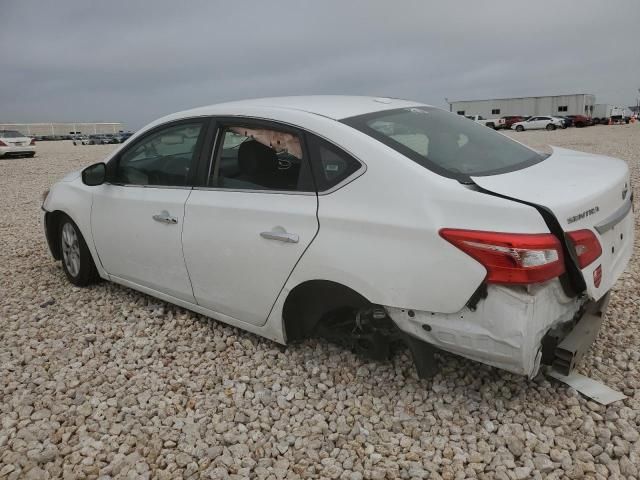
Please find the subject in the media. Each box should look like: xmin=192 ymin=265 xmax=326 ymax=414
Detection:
xmin=448 ymin=94 xmax=596 ymax=118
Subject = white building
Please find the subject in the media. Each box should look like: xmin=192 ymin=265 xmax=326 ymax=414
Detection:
xmin=0 ymin=122 xmax=124 ymax=137
xmin=448 ymin=94 xmax=596 ymax=119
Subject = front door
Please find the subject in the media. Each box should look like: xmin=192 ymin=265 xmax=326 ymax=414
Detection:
xmin=182 ymin=121 xmax=319 ymax=326
xmin=92 ymin=120 xmax=207 ymax=302
xmin=527 ymin=117 xmax=543 ymax=129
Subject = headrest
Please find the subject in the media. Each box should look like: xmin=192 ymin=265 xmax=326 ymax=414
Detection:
xmin=238 ymin=140 xmax=278 ymax=176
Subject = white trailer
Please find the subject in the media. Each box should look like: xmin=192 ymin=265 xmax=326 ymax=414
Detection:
xmin=592 ymin=104 xmax=629 ymax=124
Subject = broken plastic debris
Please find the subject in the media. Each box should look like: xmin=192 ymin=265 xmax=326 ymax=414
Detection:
xmin=546 ymin=369 xmax=626 ymax=405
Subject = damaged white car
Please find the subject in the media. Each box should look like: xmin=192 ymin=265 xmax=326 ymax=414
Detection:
xmin=42 ymin=96 xmax=634 ymax=378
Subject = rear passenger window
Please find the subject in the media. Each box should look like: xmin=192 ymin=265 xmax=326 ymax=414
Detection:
xmin=210 ymin=126 xmax=313 ymax=192
xmin=308 ymin=136 xmax=362 ymax=192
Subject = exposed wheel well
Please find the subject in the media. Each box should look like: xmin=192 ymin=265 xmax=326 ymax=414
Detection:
xmin=44 ymin=210 xmax=66 ymax=260
xmin=282 ymin=280 xmax=371 ymax=342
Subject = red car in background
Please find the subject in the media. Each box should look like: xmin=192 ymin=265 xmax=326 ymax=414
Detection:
xmin=565 ymin=115 xmax=593 ymax=128
xmin=501 ymin=116 xmax=526 ymax=129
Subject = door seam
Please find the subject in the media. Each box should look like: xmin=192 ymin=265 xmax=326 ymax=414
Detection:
xmin=181 ymin=188 xmax=199 ymax=304
xmin=262 ymin=192 xmax=321 ymax=326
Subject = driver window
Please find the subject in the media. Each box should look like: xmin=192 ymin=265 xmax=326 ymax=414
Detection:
xmin=115 ymin=122 xmax=203 ymax=186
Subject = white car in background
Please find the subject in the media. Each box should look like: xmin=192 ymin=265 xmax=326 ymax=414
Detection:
xmin=72 ymin=135 xmax=90 ymax=145
xmin=464 ymin=115 xmax=506 ymax=130
xmin=512 ymin=116 xmax=565 ymax=131
xmin=41 ymin=96 xmax=633 ymax=379
xmin=0 ymin=130 xmax=36 ymax=157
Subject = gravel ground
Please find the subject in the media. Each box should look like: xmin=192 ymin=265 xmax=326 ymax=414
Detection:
xmin=1 ymin=126 xmax=639 ymax=480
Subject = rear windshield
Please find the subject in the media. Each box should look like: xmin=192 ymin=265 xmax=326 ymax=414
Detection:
xmin=342 ymin=107 xmax=545 ymax=180
xmin=0 ymin=130 xmax=25 ymax=138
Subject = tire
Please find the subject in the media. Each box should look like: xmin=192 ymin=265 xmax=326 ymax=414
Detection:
xmin=575 ymin=122 xmax=584 ymax=128
xmin=27 ymin=152 xmax=35 ymax=158
xmin=486 ymin=123 xmax=495 ymax=129
xmin=515 ymin=125 xmax=524 ymax=132
xmin=546 ymin=124 xmax=556 ymax=131
xmin=59 ymin=215 xmax=99 ymax=286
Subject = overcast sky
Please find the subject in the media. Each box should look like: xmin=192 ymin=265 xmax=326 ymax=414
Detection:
xmin=2 ymin=1 xmax=639 ymax=128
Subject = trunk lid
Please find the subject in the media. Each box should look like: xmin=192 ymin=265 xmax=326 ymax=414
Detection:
xmin=472 ymin=146 xmax=634 ymax=299
xmin=0 ymin=135 xmax=32 ymax=146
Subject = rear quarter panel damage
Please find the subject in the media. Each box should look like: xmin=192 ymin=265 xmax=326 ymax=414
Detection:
xmin=386 ymin=280 xmax=584 ymax=377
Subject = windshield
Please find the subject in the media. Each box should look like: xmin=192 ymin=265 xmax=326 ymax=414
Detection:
xmin=0 ymin=130 xmax=25 ymax=138
xmin=342 ymin=107 xmax=545 ymax=179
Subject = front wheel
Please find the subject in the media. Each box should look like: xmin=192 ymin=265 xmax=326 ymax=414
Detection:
xmin=515 ymin=125 xmax=524 ymax=132
xmin=59 ymin=216 xmax=99 ymax=286
xmin=486 ymin=123 xmax=495 ymax=129
xmin=546 ymin=124 xmax=556 ymax=131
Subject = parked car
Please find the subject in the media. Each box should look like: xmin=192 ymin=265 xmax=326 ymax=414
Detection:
xmin=500 ymin=115 xmax=526 ymax=129
xmin=464 ymin=114 xmax=506 ymax=130
xmin=117 ymin=132 xmax=134 ymax=143
xmin=558 ymin=116 xmax=574 ymax=128
xmin=565 ymin=115 xmax=592 ymax=128
xmin=0 ymin=129 xmax=36 ymax=157
xmin=511 ymin=116 xmax=565 ymax=131
xmin=72 ymin=135 xmax=90 ymax=145
xmin=87 ymin=134 xmax=111 ymax=145
xmin=110 ymin=132 xmax=134 ymax=144
xmin=42 ymin=96 xmax=633 ymax=379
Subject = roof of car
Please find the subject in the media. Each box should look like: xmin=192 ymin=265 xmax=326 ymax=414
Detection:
xmin=170 ymin=96 xmax=430 ymax=122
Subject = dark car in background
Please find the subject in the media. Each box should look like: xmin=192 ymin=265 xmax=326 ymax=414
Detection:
xmin=88 ymin=134 xmax=112 ymax=145
xmin=558 ymin=116 xmax=574 ymax=128
xmin=112 ymin=132 xmax=134 ymax=143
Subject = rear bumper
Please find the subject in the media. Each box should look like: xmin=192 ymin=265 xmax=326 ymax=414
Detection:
xmin=386 ymin=280 xmax=604 ymax=377
xmin=0 ymin=145 xmax=36 ymax=156
xmin=550 ymin=293 xmax=609 ymax=375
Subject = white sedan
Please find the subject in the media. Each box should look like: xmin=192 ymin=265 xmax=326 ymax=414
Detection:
xmin=42 ymin=96 xmax=634 ymax=378
xmin=512 ymin=116 xmax=565 ymax=131
xmin=0 ymin=129 xmax=36 ymax=157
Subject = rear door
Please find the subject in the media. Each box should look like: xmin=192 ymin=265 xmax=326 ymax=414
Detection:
xmin=182 ymin=119 xmax=319 ymax=326
xmin=472 ymin=147 xmax=634 ymax=299
xmin=92 ymin=119 xmax=208 ymax=301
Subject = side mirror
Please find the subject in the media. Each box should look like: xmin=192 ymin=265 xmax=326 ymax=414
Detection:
xmin=82 ymin=162 xmax=106 ymax=186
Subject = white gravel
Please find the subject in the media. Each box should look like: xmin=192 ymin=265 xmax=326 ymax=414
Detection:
xmin=1 ymin=126 xmax=639 ymax=479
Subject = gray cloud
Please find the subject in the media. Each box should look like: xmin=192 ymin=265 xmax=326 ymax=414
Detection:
xmin=2 ymin=1 xmax=639 ymax=128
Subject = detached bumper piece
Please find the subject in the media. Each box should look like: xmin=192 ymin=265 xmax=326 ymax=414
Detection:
xmin=552 ymin=293 xmax=610 ymax=376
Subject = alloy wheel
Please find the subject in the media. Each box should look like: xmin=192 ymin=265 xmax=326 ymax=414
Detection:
xmin=61 ymin=223 xmax=81 ymax=277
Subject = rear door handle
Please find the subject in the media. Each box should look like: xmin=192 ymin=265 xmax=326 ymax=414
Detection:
xmin=260 ymin=229 xmax=299 ymax=243
xmin=152 ymin=210 xmax=178 ymax=225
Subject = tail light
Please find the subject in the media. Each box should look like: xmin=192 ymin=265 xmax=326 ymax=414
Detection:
xmin=439 ymin=229 xmax=565 ymax=285
xmin=0 ymin=140 xmax=7 ymax=146
xmin=30 ymin=138 xmax=36 ymax=146
xmin=566 ymin=229 xmax=602 ymax=268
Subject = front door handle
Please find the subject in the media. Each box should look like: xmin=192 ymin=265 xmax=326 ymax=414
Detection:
xmin=260 ymin=228 xmax=299 ymax=244
xmin=152 ymin=210 xmax=178 ymax=225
